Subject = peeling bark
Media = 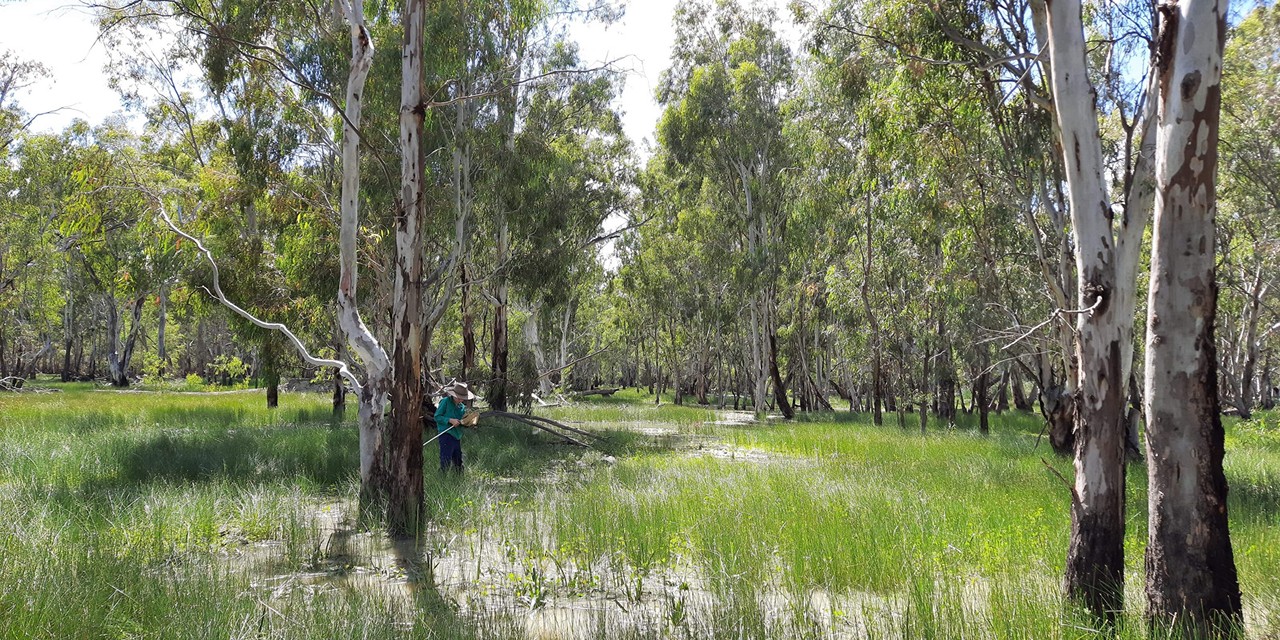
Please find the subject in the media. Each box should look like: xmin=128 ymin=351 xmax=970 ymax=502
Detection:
xmin=380 ymin=0 xmax=428 ymax=537
xmin=1143 ymin=1 xmax=1242 ymax=634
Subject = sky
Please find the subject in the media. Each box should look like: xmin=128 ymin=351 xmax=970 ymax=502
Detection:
xmin=0 ymin=0 xmax=122 ymax=131
xmin=0 ymin=0 xmax=797 ymax=153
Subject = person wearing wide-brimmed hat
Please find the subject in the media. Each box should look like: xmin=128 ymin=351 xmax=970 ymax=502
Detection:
xmin=434 ymin=381 xmax=477 ymax=473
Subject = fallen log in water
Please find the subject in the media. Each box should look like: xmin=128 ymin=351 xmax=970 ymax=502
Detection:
xmin=517 ymin=413 xmax=606 ymax=441
xmin=479 ymin=410 xmax=595 ymax=448
xmin=571 ymin=388 xmax=619 ymax=398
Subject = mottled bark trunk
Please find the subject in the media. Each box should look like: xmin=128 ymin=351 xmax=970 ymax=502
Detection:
xmin=119 ymin=297 xmax=143 ymax=386
xmin=105 ymin=296 xmax=123 ymax=386
xmin=524 ymin=301 xmax=553 ymax=397
xmin=1143 ymin=1 xmax=1242 ymax=633
xmin=381 ymin=0 xmax=428 ymax=537
xmin=1039 ymin=352 xmax=1076 ymax=456
xmin=107 ymin=296 xmax=144 ymax=388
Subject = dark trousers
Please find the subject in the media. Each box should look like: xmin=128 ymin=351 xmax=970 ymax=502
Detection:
xmin=438 ymin=432 xmax=463 ymax=472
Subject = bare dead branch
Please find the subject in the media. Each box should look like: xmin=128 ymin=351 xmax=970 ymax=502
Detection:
xmin=157 ymin=203 xmax=363 ymax=395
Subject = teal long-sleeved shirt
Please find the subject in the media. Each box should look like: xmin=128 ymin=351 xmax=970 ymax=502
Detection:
xmin=434 ymin=396 xmax=466 ymax=439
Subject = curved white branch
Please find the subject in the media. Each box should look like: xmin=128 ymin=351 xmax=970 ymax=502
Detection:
xmin=158 ymin=205 xmax=365 ymax=396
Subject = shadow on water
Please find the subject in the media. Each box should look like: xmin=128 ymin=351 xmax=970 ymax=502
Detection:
xmin=302 ymin=506 xmax=523 ymax=639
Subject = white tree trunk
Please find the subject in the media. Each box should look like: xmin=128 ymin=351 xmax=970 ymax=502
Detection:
xmin=523 ymin=300 xmax=554 ymax=397
xmin=333 ymin=0 xmax=391 ymax=504
xmin=1045 ymin=0 xmax=1134 ymax=618
xmin=1143 ymin=0 xmax=1241 ymax=632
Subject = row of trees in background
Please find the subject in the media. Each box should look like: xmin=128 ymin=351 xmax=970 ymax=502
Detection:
xmin=606 ymin=0 xmax=1275 ymax=633
xmin=0 ymin=0 xmax=629 ymax=398
xmin=1 ymin=0 xmax=1277 ymax=634
xmin=1 ymin=0 xmax=629 ymax=531
xmin=3 ymin=1 xmax=1274 ymax=434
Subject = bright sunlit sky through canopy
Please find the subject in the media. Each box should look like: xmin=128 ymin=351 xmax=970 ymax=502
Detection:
xmin=0 ymin=0 xmax=799 ymax=156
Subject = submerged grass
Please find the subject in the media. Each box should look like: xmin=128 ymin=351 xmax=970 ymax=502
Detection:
xmin=0 ymin=383 xmax=1278 ymax=638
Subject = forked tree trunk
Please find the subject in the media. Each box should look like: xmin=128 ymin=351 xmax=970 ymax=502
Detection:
xmin=1143 ymin=1 xmax=1242 ymax=633
xmin=107 ymin=296 xmax=144 ymax=387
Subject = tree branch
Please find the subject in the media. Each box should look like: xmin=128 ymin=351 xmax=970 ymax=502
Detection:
xmin=157 ymin=203 xmax=363 ymax=395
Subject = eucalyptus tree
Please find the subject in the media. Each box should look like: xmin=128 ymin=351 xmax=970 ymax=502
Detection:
xmin=0 ymin=128 xmax=74 ymax=382
xmin=796 ymin=0 xmax=1164 ymax=616
xmin=780 ymin=53 xmax=862 ymax=413
xmin=1037 ymin=0 xmax=1162 ymax=617
xmin=483 ymin=0 xmax=554 ymax=410
xmin=616 ymin=158 xmax=731 ymax=404
xmin=658 ymin=0 xmax=796 ymax=418
xmin=479 ymin=36 xmax=632 ymax=398
xmin=58 ymin=122 xmax=175 ymax=387
xmin=0 ymin=55 xmax=59 ymax=381
xmin=98 ymin=0 xmax=429 ymax=532
xmin=1142 ymin=0 xmax=1242 ymax=633
xmin=0 ymin=50 xmax=51 ymax=156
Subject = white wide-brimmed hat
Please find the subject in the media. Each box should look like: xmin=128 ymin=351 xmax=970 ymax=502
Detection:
xmin=442 ymin=381 xmax=478 ymax=402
